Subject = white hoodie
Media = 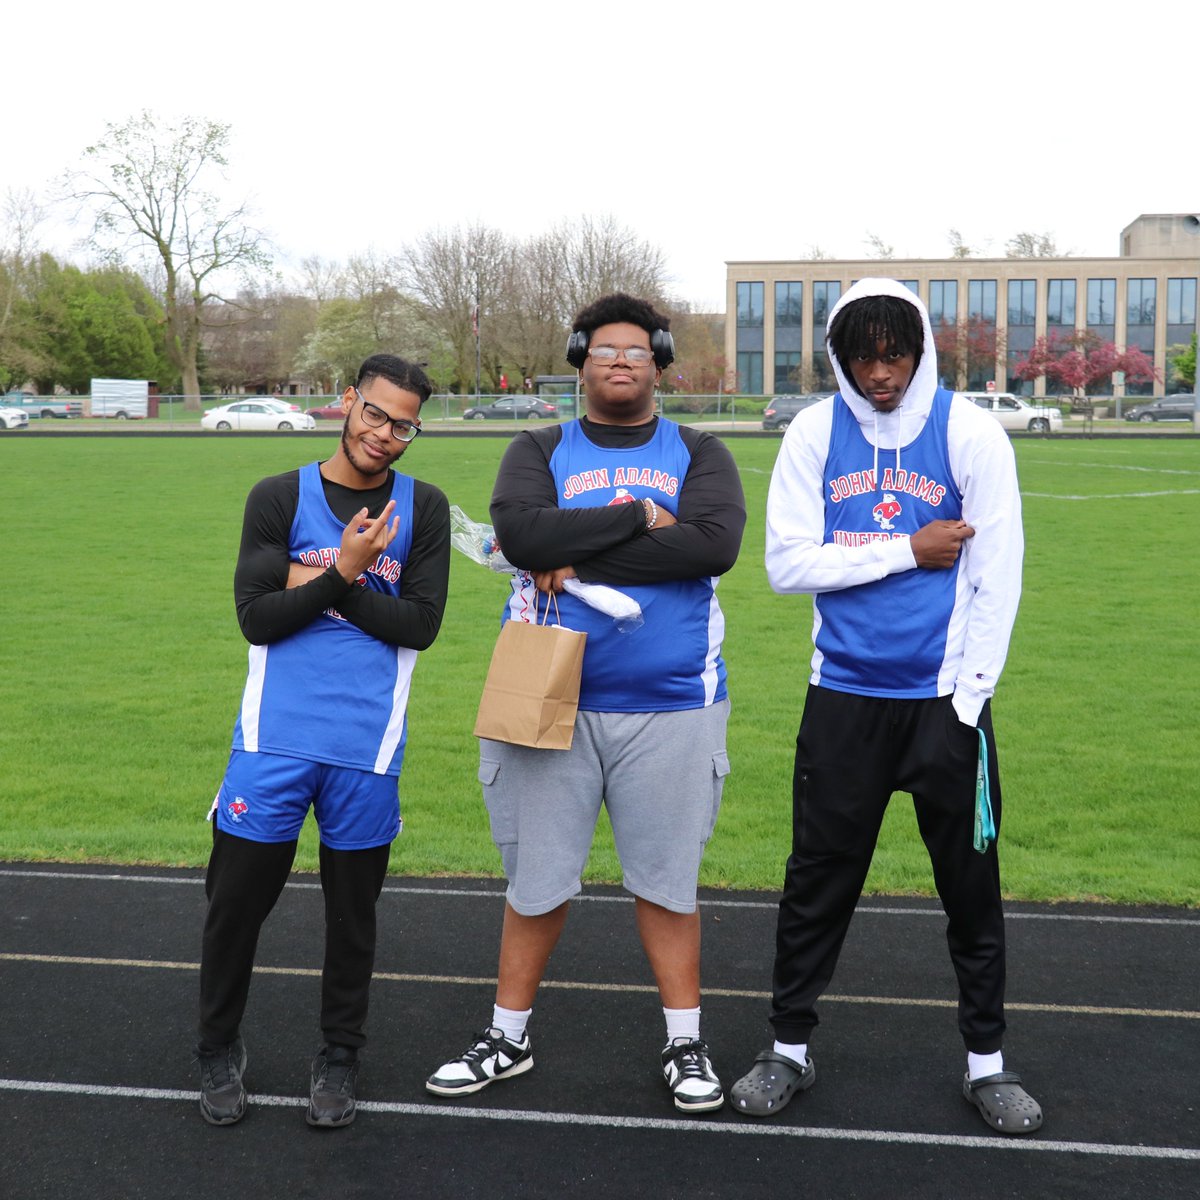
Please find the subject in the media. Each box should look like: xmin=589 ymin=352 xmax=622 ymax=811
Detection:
xmin=764 ymin=277 xmax=1024 ymax=725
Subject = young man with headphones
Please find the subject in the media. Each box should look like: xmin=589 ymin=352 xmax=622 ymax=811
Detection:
xmin=426 ymin=293 xmax=746 ymax=1113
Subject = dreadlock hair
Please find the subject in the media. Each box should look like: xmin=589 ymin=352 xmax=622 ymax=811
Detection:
xmin=571 ymin=292 xmax=670 ymax=336
xmin=356 ymin=353 xmax=434 ymax=406
xmin=827 ymin=294 xmax=924 ymax=387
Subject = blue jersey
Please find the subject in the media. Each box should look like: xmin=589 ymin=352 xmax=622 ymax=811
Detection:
xmin=233 ymin=462 xmax=418 ymax=775
xmin=503 ymin=418 xmax=727 ymax=712
xmin=814 ymin=389 xmax=964 ymax=697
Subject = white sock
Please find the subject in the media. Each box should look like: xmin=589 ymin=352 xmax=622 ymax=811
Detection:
xmin=773 ymin=1040 xmax=809 ymax=1066
xmin=663 ymin=1005 xmax=701 ymax=1044
xmin=492 ymin=1004 xmax=532 ymax=1043
xmin=967 ymin=1050 xmax=1004 ymax=1080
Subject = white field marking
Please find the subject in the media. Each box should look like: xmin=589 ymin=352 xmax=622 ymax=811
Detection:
xmin=0 ymin=1078 xmax=1197 ymax=1161
xmin=1022 ymin=490 xmax=1200 ymax=500
xmin=1 ymin=869 xmax=1197 ymax=928
xmin=1020 ymin=459 xmax=1200 ymax=476
xmin=2 ymin=954 xmax=1196 ymax=1022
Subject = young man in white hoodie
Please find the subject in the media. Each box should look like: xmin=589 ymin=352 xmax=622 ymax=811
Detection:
xmin=730 ymin=278 xmax=1042 ymax=1136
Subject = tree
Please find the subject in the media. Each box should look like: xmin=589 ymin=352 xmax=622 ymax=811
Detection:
xmin=0 ymin=189 xmax=48 ymax=391
xmin=660 ymin=306 xmax=727 ymax=400
xmin=947 ymin=229 xmax=973 ymax=259
xmin=1011 ymin=330 xmax=1160 ymax=401
xmin=1005 ymin=231 xmax=1060 ymax=258
xmin=73 ymin=112 xmax=271 ymax=409
xmin=401 ymin=223 xmax=511 ymax=393
xmin=27 ymin=258 xmax=166 ymax=392
xmin=863 ymin=232 xmax=894 ymax=259
xmin=1170 ymin=333 xmax=1196 ymax=390
xmin=933 ymin=318 xmax=1005 ymax=390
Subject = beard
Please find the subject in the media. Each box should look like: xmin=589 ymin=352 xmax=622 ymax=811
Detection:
xmin=340 ymin=421 xmax=403 ymax=479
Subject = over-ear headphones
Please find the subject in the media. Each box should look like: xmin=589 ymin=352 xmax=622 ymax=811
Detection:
xmin=566 ymin=328 xmax=675 ymax=370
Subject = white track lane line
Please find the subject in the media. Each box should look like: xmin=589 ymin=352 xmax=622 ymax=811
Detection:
xmin=1 ymin=1078 xmax=1197 ymax=1161
xmin=1 ymin=869 xmax=1197 ymax=927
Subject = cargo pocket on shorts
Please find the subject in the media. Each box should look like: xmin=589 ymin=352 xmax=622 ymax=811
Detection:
xmin=478 ymin=756 xmax=516 ymax=849
xmin=707 ymin=750 xmax=731 ymax=840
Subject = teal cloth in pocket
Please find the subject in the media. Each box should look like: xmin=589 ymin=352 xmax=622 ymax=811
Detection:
xmin=973 ymin=728 xmax=997 ymax=854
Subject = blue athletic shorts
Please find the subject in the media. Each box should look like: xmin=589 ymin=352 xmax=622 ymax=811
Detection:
xmin=213 ymin=749 xmax=402 ymax=850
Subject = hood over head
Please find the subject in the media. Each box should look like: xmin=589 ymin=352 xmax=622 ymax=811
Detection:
xmin=825 ymin=277 xmax=940 ymax=436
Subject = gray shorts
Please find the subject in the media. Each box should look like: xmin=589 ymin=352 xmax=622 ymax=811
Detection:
xmin=478 ymin=700 xmax=731 ymax=916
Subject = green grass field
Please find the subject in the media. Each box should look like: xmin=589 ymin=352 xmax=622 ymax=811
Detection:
xmin=2 ymin=433 xmax=1196 ymax=905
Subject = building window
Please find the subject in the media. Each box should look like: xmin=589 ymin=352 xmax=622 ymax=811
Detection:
xmin=735 ymin=281 xmax=764 ymax=380
xmin=1166 ymin=278 xmax=1197 ymax=391
xmin=1125 ymin=279 xmax=1157 ymax=397
xmin=968 ymin=280 xmax=997 ymax=323
xmin=1047 ymin=279 xmax=1076 ymax=328
xmin=1167 ymin=277 xmax=1197 ymax=328
xmin=775 ymin=281 xmax=802 ymax=328
xmin=1084 ymin=279 xmax=1116 ymax=393
xmin=737 ymin=351 xmax=763 ymax=395
xmin=1006 ymin=281 xmax=1036 ymax=395
xmin=812 ymin=282 xmax=841 ymax=328
xmin=1086 ymin=279 xmax=1115 ymax=332
xmin=929 ymin=280 xmax=958 ymax=327
xmin=774 ymin=351 xmax=802 ymax=394
xmin=811 ymin=350 xmax=836 ymax=392
xmin=965 ymin=280 xmax=998 ymax=390
xmin=774 ymin=283 xmax=803 ymax=383
xmin=736 ymin=282 xmax=764 ymax=328
xmin=900 ymin=280 xmax=919 ymax=295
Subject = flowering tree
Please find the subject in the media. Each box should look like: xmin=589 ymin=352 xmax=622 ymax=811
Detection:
xmin=933 ymin=317 xmax=1004 ymax=390
xmin=1012 ymin=330 xmax=1159 ymax=403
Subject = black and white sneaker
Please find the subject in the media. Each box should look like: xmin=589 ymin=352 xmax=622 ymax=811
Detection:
xmin=425 ymin=1027 xmax=533 ymax=1096
xmin=307 ymin=1046 xmax=359 ymax=1128
xmin=662 ymin=1038 xmax=724 ymax=1113
xmin=198 ymin=1036 xmax=248 ymax=1126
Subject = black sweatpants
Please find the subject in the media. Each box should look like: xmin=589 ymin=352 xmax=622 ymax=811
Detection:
xmin=770 ymin=686 xmax=1006 ymax=1053
xmin=197 ymin=826 xmax=391 ymax=1053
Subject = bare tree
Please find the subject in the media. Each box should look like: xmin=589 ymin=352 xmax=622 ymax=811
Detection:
xmin=947 ymin=228 xmax=973 ymax=259
xmin=402 ymin=224 xmax=512 ymax=393
xmin=1005 ymin=231 xmax=1060 ymax=258
xmin=864 ymin=232 xmax=895 ymax=259
xmin=72 ymin=112 xmax=271 ymax=409
xmin=0 ymin=189 xmax=49 ymax=389
xmin=551 ymin=215 xmax=670 ymax=317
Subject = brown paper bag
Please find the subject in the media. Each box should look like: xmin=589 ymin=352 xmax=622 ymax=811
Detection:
xmin=473 ymin=594 xmax=587 ymax=750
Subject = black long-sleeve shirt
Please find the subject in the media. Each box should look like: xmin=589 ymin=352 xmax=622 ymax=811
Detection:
xmin=489 ymin=417 xmax=746 ymax=583
xmin=232 ymin=467 xmax=450 ymax=648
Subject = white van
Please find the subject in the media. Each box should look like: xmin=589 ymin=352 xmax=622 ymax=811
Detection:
xmin=89 ymin=378 xmax=150 ymax=419
xmin=960 ymin=392 xmax=1062 ymax=433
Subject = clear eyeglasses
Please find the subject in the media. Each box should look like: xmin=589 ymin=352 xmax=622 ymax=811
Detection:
xmin=355 ymin=390 xmax=422 ymax=442
xmin=586 ymin=346 xmax=655 ymax=365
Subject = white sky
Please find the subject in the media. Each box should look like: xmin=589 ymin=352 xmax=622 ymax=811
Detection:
xmin=6 ymin=1 xmax=1195 ymax=312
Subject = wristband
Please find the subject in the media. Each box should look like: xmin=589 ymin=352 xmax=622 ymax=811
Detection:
xmin=643 ymin=498 xmax=658 ymax=529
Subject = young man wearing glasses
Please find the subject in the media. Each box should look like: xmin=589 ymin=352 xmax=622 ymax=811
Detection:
xmin=195 ymin=354 xmax=450 ymax=1128
xmin=426 ymin=294 xmax=746 ymax=1114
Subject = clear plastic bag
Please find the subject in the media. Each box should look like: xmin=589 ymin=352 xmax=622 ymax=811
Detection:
xmin=449 ymin=505 xmax=643 ymax=631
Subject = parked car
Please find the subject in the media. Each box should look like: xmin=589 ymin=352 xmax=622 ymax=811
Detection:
xmin=3 ymin=390 xmax=82 ymax=419
xmin=961 ymin=392 xmax=1062 ymax=433
xmin=1123 ymin=395 xmax=1196 ymax=422
xmin=201 ymin=400 xmax=316 ymax=431
xmin=761 ymin=393 xmax=831 ymax=431
xmin=0 ymin=405 xmax=30 ymax=431
xmin=306 ymin=402 xmax=347 ymax=420
xmin=462 ymin=397 xmax=557 ymax=420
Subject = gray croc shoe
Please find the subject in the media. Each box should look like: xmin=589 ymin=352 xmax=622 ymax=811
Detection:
xmin=731 ymin=1050 xmax=816 ymax=1117
xmin=963 ymin=1071 xmax=1043 ymax=1135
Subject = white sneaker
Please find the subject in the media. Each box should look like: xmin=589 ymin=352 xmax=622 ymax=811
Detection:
xmin=661 ymin=1038 xmax=724 ymax=1113
xmin=426 ymin=1027 xmax=533 ymax=1096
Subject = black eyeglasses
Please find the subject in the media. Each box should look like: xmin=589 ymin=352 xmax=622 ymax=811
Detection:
xmin=354 ymin=389 xmax=422 ymax=442
xmin=587 ymin=346 xmax=655 ymax=365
